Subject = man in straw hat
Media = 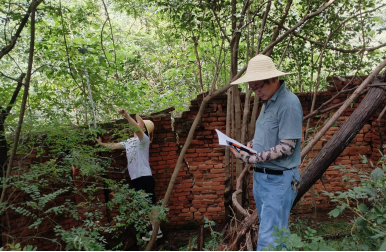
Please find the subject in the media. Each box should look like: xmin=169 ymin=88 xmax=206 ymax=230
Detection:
xmin=228 ymin=54 xmax=302 ymax=250
xmin=95 ymin=109 xmax=163 ymax=241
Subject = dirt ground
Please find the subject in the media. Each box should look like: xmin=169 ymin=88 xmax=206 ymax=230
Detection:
xmin=122 ymin=227 xmax=202 ymax=251
xmin=123 ymin=209 xmax=355 ymax=251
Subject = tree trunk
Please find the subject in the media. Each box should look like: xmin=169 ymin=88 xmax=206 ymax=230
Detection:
xmin=224 ymin=88 xmax=233 ymax=222
xmin=0 ymin=123 xmax=7 ymax=178
xmin=294 ymin=78 xmax=386 ymax=205
xmin=0 ymin=0 xmax=39 ymax=205
xmin=227 ymin=210 xmax=258 ymax=251
xmin=0 ymin=74 xmax=25 ymax=190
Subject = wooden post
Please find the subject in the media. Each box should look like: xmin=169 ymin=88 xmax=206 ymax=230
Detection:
xmin=197 ymin=223 xmax=204 ymax=251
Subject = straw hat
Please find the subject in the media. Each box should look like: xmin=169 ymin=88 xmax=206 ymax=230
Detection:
xmin=135 ymin=114 xmax=154 ymax=142
xmin=231 ymin=54 xmax=291 ymax=85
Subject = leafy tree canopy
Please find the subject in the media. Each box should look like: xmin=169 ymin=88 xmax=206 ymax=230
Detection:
xmin=0 ymin=0 xmax=385 ymax=133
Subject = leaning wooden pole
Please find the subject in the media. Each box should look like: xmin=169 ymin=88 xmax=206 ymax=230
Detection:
xmin=145 ymin=67 xmax=247 ymax=250
xmin=294 ymin=75 xmax=386 ymax=205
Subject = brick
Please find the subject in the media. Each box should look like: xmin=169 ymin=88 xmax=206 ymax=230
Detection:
xmin=197 ymin=165 xmax=214 ymax=170
xmin=205 ymin=160 xmax=222 ymax=165
xmin=6 ymin=78 xmax=384 ymax=240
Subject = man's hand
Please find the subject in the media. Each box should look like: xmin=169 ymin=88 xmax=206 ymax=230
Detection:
xmin=229 ymin=146 xmax=238 ymax=156
xmin=229 ymin=146 xmax=246 ymax=159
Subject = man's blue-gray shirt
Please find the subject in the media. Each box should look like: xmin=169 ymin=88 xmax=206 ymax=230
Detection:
xmin=253 ymin=82 xmax=303 ymax=170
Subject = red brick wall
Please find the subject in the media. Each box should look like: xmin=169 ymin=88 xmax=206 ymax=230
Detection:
xmin=3 ymin=75 xmax=386 ymax=249
xmin=293 ymin=76 xmax=385 ymax=214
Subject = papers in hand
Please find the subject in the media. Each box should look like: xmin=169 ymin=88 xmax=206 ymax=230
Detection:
xmin=215 ymin=129 xmax=256 ymax=154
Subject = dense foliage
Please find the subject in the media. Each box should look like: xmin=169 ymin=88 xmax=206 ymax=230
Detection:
xmin=0 ymin=124 xmax=168 ymax=250
xmin=0 ymin=0 xmax=385 ymax=250
xmin=1 ymin=0 xmax=385 ymax=129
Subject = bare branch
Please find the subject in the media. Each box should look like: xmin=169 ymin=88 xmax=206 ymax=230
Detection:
xmin=101 ymin=0 xmax=119 ymax=78
xmin=237 ymin=0 xmax=251 ymax=30
xmin=266 ymin=0 xmax=293 ymax=56
xmin=266 ymin=3 xmax=386 ymax=53
xmin=6 ymin=54 xmax=22 ymax=72
xmin=301 ymin=58 xmax=386 ymax=159
xmin=2 ymin=2 xmax=28 ymax=12
xmin=0 ymin=0 xmax=43 ymax=60
xmin=277 ymin=33 xmax=293 ymax=68
xmin=231 ymin=164 xmax=252 ymax=217
xmin=239 ymin=0 xmax=274 ymax=31
xmin=58 ymin=0 xmax=82 ymax=89
xmin=0 ymin=71 xmax=20 ymax=82
xmin=305 ymin=3 xmax=345 ymax=142
xmin=262 ymin=0 xmax=337 ymax=54
xmin=211 ymin=6 xmax=231 ymax=43
xmin=256 ymin=1 xmax=271 ymax=54
xmin=5 ymin=73 xmax=26 ymax=116
xmin=100 ymin=18 xmax=112 ymax=69
xmin=192 ymin=33 xmax=204 ymax=93
xmin=146 ymin=53 xmax=249 ymax=250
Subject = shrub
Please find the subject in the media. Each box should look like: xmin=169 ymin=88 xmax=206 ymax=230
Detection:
xmin=0 ymin=126 xmax=167 ymax=250
xmin=266 ymin=154 xmax=386 ymax=251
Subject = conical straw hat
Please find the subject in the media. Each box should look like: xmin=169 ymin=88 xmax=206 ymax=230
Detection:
xmin=135 ymin=114 xmax=154 ymax=142
xmin=231 ymin=54 xmax=291 ymax=85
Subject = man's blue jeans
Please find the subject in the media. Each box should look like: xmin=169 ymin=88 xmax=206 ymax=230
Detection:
xmin=253 ymin=167 xmax=300 ymax=250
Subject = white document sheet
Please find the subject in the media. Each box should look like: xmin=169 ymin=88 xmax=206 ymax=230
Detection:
xmin=215 ymin=129 xmax=256 ymax=154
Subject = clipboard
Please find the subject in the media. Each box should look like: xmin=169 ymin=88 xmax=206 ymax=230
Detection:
xmin=215 ymin=129 xmax=256 ymax=154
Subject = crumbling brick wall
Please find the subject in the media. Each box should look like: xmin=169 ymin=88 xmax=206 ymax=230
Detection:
xmin=3 ymin=75 xmax=386 ymax=249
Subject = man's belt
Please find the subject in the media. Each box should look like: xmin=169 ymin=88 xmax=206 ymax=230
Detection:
xmin=253 ymin=167 xmax=283 ymax=175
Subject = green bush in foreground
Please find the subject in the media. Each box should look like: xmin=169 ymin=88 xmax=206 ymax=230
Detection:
xmin=1 ymin=126 xmax=168 ymax=251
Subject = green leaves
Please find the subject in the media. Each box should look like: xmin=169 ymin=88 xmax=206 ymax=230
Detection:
xmin=380 ymin=238 xmax=386 ymax=251
xmin=323 ymin=152 xmax=386 ymax=250
xmin=2 ymin=124 xmax=168 ymax=250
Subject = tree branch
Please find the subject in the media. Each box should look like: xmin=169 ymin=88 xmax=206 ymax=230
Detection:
xmin=145 ymin=63 xmax=247 ymax=251
xmin=261 ymin=0 xmax=337 ymax=54
xmin=256 ymin=1 xmax=271 ymax=54
xmin=0 ymin=0 xmax=39 ymax=205
xmin=0 ymin=71 xmax=20 ymax=82
xmin=239 ymin=0 xmax=273 ymax=31
xmin=211 ymin=6 xmax=231 ymax=43
xmin=266 ymin=0 xmax=293 ymax=56
xmin=101 ymin=0 xmax=119 ymax=78
xmin=100 ymin=18 xmax=112 ymax=69
xmin=4 ymin=73 xmax=26 ymax=116
xmin=301 ymin=59 xmax=386 ymax=159
xmin=0 ymin=0 xmax=43 ymax=60
xmin=277 ymin=33 xmax=293 ymax=68
xmin=58 ymin=0 xmax=81 ymax=89
xmin=231 ymin=164 xmax=251 ymax=217
xmin=266 ymin=3 xmax=386 ymax=54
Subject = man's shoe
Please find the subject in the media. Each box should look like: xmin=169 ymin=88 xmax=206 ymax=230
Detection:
xmin=141 ymin=230 xmax=163 ymax=241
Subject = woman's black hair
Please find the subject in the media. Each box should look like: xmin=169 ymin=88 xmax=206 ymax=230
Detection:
xmin=144 ymin=126 xmax=149 ymax=137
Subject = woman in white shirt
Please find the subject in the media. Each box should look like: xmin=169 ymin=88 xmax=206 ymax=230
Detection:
xmin=96 ymin=109 xmax=162 ymax=241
